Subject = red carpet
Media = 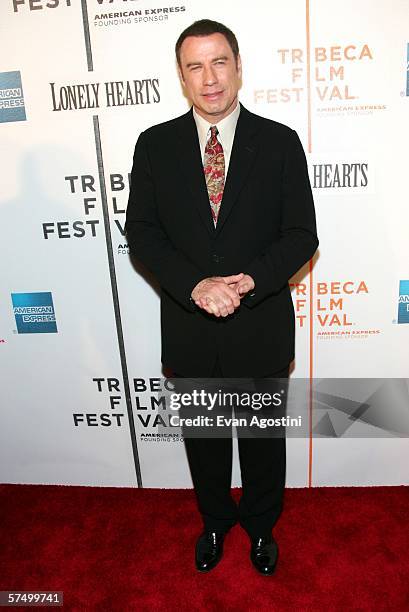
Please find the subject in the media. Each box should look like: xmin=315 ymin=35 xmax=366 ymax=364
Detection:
xmin=0 ymin=484 xmax=408 ymax=611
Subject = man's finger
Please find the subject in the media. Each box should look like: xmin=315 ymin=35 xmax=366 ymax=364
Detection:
xmin=204 ymin=284 xmax=240 ymax=308
xmin=205 ymin=296 xmax=221 ymax=317
xmin=196 ymin=297 xmax=214 ymax=314
xmin=237 ymin=284 xmax=250 ymax=294
xmin=219 ymin=283 xmax=242 ymax=303
xmin=195 ymin=281 xmax=242 ymax=315
xmin=219 ymin=290 xmax=240 ymax=309
xmin=216 ymin=295 xmax=235 ymax=316
xmin=219 ymin=273 xmax=244 ymax=284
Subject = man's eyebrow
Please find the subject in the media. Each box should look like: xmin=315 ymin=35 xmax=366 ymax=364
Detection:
xmin=185 ymin=56 xmax=230 ymax=68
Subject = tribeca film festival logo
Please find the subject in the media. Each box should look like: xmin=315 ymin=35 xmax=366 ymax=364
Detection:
xmin=49 ymin=78 xmax=159 ymax=111
xmin=0 ymin=71 xmax=26 ymax=123
xmin=254 ymin=43 xmax=386 ymax=117
xmin=11 ymin=292 xmax=57 ymax=334
xmin=93 ymin=0 xmax=186 ymax=28
xmin=289 ymin=280 xmax=381 ymax=341
xmin=398 ymin=280 xmax=409 ymax=324
xmin=73 ymin=377 xmax=171 ymax=429
xmin=41 ymin=173 xmax=128 ymax=242
xmin=74 ymin=377 xmax=180 ymax=430
xmin=42 ymin=174 xmax=100 ymax=240
xmin=75 ymin=377 xmax=292 ymax=441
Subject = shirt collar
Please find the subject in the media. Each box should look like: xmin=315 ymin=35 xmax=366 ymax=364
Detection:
xmin=192 ymin=100 xmax=240 ymax=144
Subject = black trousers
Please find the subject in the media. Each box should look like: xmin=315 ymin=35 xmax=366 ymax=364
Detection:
xmin=175 ymin=358 xmax=289 ymax=539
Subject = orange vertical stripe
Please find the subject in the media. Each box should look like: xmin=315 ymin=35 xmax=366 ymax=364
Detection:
xmin=308 ymin=258 xmax=314 ymax=488
xmin=306 ymin=0 xmax=314 ymax=487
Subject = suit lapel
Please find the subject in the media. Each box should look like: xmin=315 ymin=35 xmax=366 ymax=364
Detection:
xmin=175 ymin=104 xmax=260 ymax=237
xmin=215 ymin=104 xmax=259 ymax=235
xmin=176 ymin=109 xmax=215 ymax=237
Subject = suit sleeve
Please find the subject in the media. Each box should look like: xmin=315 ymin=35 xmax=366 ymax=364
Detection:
xmin=125 ymin=131 xmax=206 ymax=312
xmin=242 ymin=129 xmax=318 ymax=308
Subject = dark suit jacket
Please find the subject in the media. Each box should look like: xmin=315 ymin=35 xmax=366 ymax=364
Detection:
xmin=125 ymin=103 xmax=318 ymax=377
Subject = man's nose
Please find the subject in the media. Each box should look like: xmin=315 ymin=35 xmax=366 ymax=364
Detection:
xmin=202 ymin=65 xmax=217 ymax=86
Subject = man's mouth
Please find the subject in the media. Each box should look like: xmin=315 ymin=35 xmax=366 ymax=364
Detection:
xmin=203 ymin=91 xmax=224 ymax=100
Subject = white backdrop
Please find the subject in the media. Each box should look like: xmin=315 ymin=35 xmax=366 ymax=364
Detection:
xmin=1 ymin=0 xmax=408 ymax=488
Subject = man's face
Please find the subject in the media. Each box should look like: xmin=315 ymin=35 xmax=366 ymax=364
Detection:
xmin=178 ymin=33 xmax=242 ymax=123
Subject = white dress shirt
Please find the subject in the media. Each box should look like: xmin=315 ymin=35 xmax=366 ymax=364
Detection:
xmin=193 ymin=101 xmax=240 ymax=174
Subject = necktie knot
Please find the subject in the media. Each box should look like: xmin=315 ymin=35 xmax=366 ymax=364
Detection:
xmin=209 ymin=125 xmax=219 ymax=143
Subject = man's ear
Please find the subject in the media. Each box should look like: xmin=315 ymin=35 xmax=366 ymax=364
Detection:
xmin=236 ymin=54 xmax=242 ymax=79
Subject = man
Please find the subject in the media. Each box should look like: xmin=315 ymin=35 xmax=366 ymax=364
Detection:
xmin=125 ymin=19 xmax=318 ymax=575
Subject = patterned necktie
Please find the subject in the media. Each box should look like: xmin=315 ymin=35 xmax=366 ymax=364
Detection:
xmin=203 ymin=126 xmax=225 ymax=226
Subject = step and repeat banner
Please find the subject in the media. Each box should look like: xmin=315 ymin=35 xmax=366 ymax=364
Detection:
xmin=1 ymin=0 xmax=408 ymax=488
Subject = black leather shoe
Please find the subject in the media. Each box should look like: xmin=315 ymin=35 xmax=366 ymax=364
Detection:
xmin=195 ymin=531 xmax=225 ymax=572
xmin=250 ymin=534 xmax=278 ymax=575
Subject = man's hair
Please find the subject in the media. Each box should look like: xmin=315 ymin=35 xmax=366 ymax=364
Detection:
xmin=175 ymin=19 xmax=240 ymax=67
